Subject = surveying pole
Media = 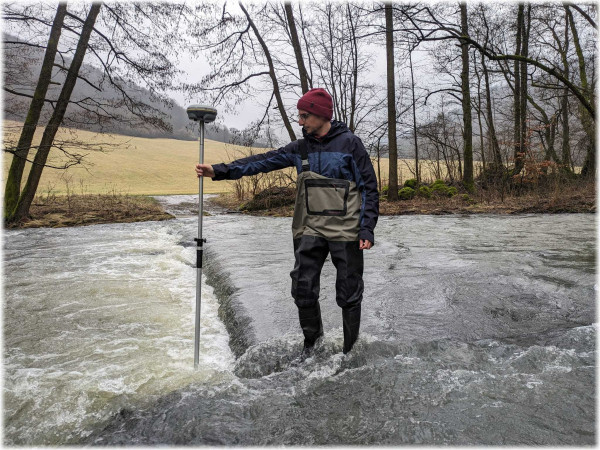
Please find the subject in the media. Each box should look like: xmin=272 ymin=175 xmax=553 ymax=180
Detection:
xmin=186 ymin=104 xmax=217 ymax=369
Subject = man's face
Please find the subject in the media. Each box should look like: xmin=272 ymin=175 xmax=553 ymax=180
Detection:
xmin=298 ymin=109 xmax=328 ymax=136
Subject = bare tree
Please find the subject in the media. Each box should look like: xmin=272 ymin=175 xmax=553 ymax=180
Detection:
xmin=459 ymin=2 xmax=474 ymax=191
xmin=11 ymin=2 xmax=102 ymax=224
xmin=385 ymin=2 xmax=399 ymax=200
xmin=4 ymin=3 xmax=67 ymax=219
xmin=239 ymin=2 xmax=297 ymax=141
xmin=407 ymin=46 xmax=421 ymax=185
xmin=4 ymin=1 xmax=200 ymax=224
xmin=565 ymin=4 xmax=596 ymax=177
xmin=284 ymin=2 xmax=310 ymax=94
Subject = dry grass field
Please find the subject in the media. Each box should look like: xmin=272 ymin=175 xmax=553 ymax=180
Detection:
xmin=370 ymin=158 xmax=484 ymax=188
xmin=3 ymin=120 xmax=472 ymax=197
xmin=3 ymin=120 xmax=249 ymax=196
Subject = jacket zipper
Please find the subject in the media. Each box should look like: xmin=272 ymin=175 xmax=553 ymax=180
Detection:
xmin=318 ymin=142 xmax=321 ymax=173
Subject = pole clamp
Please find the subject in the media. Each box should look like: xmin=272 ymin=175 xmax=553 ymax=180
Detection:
xmin=194 ymin=238 xmax=207 ymax=269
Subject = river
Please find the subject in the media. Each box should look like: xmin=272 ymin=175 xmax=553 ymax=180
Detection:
xmin=3 ymin=195 xmax=596 ymax=445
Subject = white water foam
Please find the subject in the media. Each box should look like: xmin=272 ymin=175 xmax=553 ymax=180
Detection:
xmin=4 ymin=220 xmax=236 ymax=445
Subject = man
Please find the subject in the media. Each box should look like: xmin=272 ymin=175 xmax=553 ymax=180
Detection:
xmin=195 ymin=88 xmax=379 ymax=356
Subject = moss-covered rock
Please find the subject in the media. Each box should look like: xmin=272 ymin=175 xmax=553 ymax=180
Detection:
xmin=398 ymin=187 xmax=416 ymax=200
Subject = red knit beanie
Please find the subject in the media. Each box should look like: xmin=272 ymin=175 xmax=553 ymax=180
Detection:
xmin=297 ymin=88 xmax=333 ymax=121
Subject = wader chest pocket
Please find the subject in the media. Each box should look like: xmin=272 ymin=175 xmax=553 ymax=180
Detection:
xmin=305 ymin=178 xmax=350 ymax=216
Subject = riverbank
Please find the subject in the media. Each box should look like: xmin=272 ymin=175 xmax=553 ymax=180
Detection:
xmin=8 ymin=180 xmax=595 ymax=229
xmin=211 ymin=181 xmax=596 ymax=217
xmin=6 ymin=194 xmax=174 ymax=229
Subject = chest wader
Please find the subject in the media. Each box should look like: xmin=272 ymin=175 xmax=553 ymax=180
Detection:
xmin=290 ymin=139 xmax=364 ymax=354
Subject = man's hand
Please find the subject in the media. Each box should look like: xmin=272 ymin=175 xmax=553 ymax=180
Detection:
xmin=195 ymin=164 xmax=215 ymax=178
xmin=359 ymin=239 xmax=373 ymax=250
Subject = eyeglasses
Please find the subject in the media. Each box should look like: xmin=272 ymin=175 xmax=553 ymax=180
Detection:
xmin=298 ymin=113 xmax=312 ymax=121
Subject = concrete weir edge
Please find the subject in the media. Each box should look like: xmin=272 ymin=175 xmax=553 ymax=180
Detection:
xmin=202 ymin=247 xmax=258 ymax=358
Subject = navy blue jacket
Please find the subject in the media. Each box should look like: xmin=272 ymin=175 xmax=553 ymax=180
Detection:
xmin=212 ymin=121 xmax=379 ymax=243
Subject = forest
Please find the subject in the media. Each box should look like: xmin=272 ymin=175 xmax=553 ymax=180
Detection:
xmin=2 ymin=2 xmax=597 ymax=224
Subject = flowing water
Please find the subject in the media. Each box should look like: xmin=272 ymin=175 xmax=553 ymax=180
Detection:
xmin=3 ymin=196 xmax=596 ymax=445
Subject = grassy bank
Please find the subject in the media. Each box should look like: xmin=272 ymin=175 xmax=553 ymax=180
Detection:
xmin=7 ymin=193 xmax=174 ymax=229
xmin=8 ymin=177 xmax=594 ymax=230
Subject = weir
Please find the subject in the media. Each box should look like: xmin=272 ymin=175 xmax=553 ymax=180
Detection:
xmin=4 ymin=203 xmax=596 ymax=446
xmin=203 ymin=246 xmax=257 ymax=358
xmin=199 ymin=212 xmax=597 ymax=359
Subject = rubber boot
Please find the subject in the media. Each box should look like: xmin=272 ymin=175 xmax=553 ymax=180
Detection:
xmin=342 ymin=305 xmax=361 ymax=354
xmin=298 ymin=303 xmax=324 ymax=350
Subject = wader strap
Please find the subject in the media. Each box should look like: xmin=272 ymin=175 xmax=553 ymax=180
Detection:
xmin=299 ymin=139 xmax=310 ymax=172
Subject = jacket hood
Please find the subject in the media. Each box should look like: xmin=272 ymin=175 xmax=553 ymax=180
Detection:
xmin=302 ymin=120 xmax=350 ymax=142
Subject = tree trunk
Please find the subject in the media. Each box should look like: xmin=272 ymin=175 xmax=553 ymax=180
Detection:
xmin=347 ymin=3 xmax=359 ymax=133
xmin=460 ymin=2 xmax=474 ymax=192
xmin=297 ymin=5 xmax=314 ymax=90
xmin=385 ymin=2 xmax=398 ymax=200
xmin=473 ymin=51 xmax=486 ymax=175
xmin=561 ymin=91 xmax=572 ymax=170
xmin=284 ymin=2 xmax=310 ymax=94
xmin=12 ymin=3 xmax=102 ymax=224
xmin=377 ymin=141 xmax=382 ymax=193
xmin=514 ymin=4 xmax=531 ymax=175
xmin=512 ymin=4 xmax=523 ymax=175
xmin=566 ymin=5 xmax=595 ymax=177
xmin=4 ymin=3 xmax=67 ymax=222
xmin=326 ymin=5 xmax=340 ymax=121
xmin=558 ymin=8 xmax=572 ymax=171
xmin=548 ymin=119 xmax=558 ymax=165
xmin=481 ymin=48 xmax=503 ymax=170
xmin=240 ymin=2 xmax=296 ymax=142
xmin=527 ymin=93 xmax=560 ymax=168
xmin=409 ymin=48 xmax=420 ymax=185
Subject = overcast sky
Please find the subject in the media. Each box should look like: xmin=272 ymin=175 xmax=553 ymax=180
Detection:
xmin=159 ymin=0 xmax=448 ymax=142
xmin=166 ymin=37 xmax=437 ymax=144
xmin=2 ymin=1 xmax=456 ymax=144
xmin=167 ymin=49 xmax=270 ymax=135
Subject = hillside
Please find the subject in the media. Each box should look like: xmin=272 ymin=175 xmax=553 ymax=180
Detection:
xmin=3 ymin=33 xmax=238 ymax=144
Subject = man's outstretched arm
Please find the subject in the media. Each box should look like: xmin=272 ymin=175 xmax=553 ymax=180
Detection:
xmin=195 ymin=142 xmax=298 ymax=181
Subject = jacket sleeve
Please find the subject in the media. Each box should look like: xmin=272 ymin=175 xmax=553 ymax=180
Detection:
xmin=351 ymin=137 xmax=379 ymax=244
xmin=212 ymin=141 xmax=297 ymax=181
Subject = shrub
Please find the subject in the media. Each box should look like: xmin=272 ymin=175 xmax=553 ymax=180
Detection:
xmin=398 ymin=187 xmax=416 ymax=200
xmin=431 ymin=182 xmax=458 ymax=198
xmin=239 ymin=186 xmax=296 ymax=211
xmin=404 ymin=178 xmax=418 ymax=189
xmin=417 ymin=185 xmax=432 ymax=198
xmin=381 ymin=185 xmax=390 ymax=196
xmin=461 ymin=194 xmax=476 ymax=204
xmin=431 ymin=182 xmax=449 ymax=194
